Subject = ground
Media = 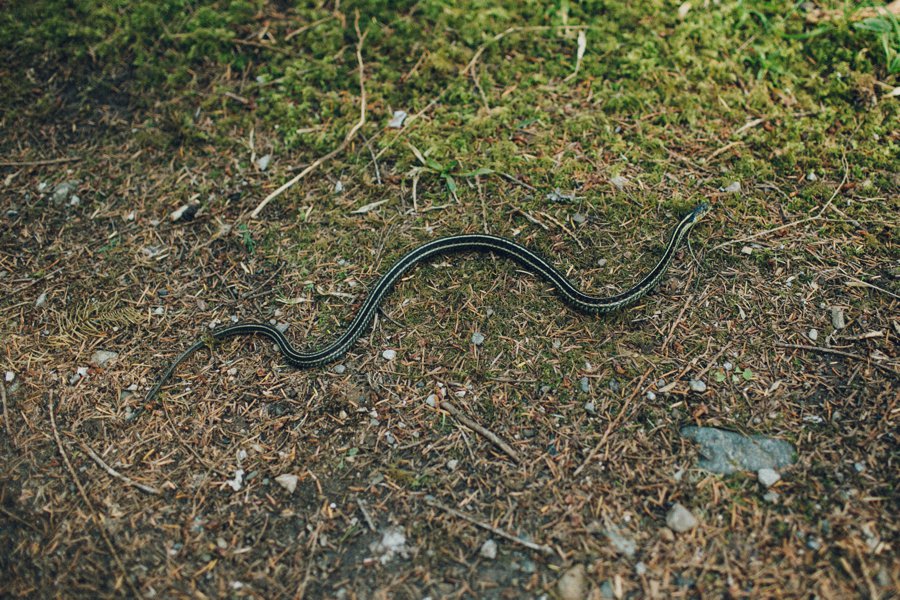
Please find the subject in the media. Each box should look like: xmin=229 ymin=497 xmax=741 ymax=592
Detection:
xmin=0 ymin=1 xmax=898 ymax=598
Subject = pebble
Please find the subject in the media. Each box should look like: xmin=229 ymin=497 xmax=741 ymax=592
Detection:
xmin=610 ymin=175 xmax=629 ymax=190
xmin=724 ymin=181 xmax=741 ymax=193
xmin=333 ymin=364 xmax=346 ymax=374
xmin=646 ymin=391 xmax=656 ymax=401
xmin=808 ymin=328 xmax=818 ymax=342
xmin=479 ymin=539 xmax=497 ymax=559
xmin=681 ymin=426 xmax=797 ymax=474
xmin=854 ymin=462 xmax=865 ymax=473
xmin=608 ymin=379 xmax=620 ymax=393
xmin=52 ymin=181 xmax=78 ymax=204
xmin=388 ymin=110 xmax=408 ymax=129
xmin=471 ymin=332 xmax=485 ymax=346
xmin=572 ymin=213 xmax=586 ymax=224
xmin=659 ymin=527 xmax=675 ymax=542
xmin=806 ymin=171 xmax=818 ymax=181
xmin=334 ymin=180 xmax=344 ymax=194
xmin=757 ymin=468 xmax=781 ymax=487
xmin=579 ymin=377 xmax=590 ymax=393
xmin=635 ymin=561 xmax=647 ymax=576
xmin=255 ymin=154 xmax=271 ymax=171
xmin=446 ymin=459 xmax=458 ymax=471
xmin=597 ymin=258 xmax=607 ymax=267
xmin=275 ymin=322 xmax=289 ymax=333
xmin=557 ymin=564 xmax=587 ymax=600
xmin=763 ymin=490 xmax=780 ymax=503
xmin=152 ymin=307 xmax=165 ymax=316
xmin=831 ymin=307 xmax=846 ymax=330
xmin=369 ymin=526 xmax=409 ymax=564
xmin=741 ymin=246 xmax=753 ymax=255
xmin=425 ymin=394 xmax=437 ymax=407
xmin=274 ymin=473 xmax=298 ymax=493
xmin=4 ymin=371 xmax=14 ymax=383
xmin=382 ymin=349 xmax=396 ymax=361
xmin=90 ymin=350 xmax=119 ymax=368
xmin=689 ymin=379 xmax=707 ymax=393
xmin=583 ymin=401 xmax=596 ymax=415
xmin=35 ymin=292 xmax=47 ymax=308
xmin=666 ymin=503 xmax=699 ymax=533
xmin=599 ymin=580 xmax=615 ymax=599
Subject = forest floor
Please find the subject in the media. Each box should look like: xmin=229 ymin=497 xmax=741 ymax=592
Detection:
xmin=1 ymin=1 xmax=897 ymax=598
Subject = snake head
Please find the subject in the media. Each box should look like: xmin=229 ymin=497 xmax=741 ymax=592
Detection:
xmin=688 ymin=202 xmax=712 ymax=224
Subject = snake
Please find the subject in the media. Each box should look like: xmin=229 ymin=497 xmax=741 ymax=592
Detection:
xmin=145 ymin=202 xmax=710 ymax=404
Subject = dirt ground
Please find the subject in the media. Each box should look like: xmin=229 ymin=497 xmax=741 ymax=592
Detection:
xmin=1 ymin=1 xmax=898 ymax=598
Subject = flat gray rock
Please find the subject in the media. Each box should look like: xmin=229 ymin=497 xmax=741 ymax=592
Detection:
xmin=680 ymin=426 xmax=796 ymax=474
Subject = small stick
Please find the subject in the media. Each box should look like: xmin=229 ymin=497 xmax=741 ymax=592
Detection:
xmin=1 ymin=378 xmax=11 ymax=440
xmin=439 ymin=400 xmax=521 ymax=464
xmin=80 ymin=442 xmax=161 ymax=495
xmin=425 ymin=497 xmax=555 ymax=556
xmin=356 ymin=498 xmax=376 ymax=532
xmin=776 ymin=343 xmax=898 ymax=376
xmin=574 ymin=369 xmax=652 ymax=476
xmin=48 ymin=393 xmax=141 ymax=597
xmin=0 ymin=156 xmax=81 ymax=167
xmin=251 ymin=16 xmax=368 ymax=218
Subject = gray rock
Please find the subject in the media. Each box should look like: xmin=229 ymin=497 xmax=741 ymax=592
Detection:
xmin=635 ymin=561 xmax=647 ymax=576
xmin=255 ymin=154 xmax=271 ymax=171
xmin=90 ymin=350 xmax=119 ymax=368
xmin=275 ymin=473 xmax=298 ymax=493
xmin=757 ymin=468 xmax=781 ymax=487
xmin=388 ymin=110 xmax=408 ymax=129
xmin=52 ymin=181 xmax=78 ymax=204
xmin=610 ymin=175 xmax=629 ymax=190
xmin=446 ymin=459 xmax=458 ymax=471
xmin=583 ymin=401 xmax=596 ymax=415
xmin=425 ymin=394 xmax=437 ymax=408
xmin=763 ymin=491 xmax=780 ymax=503
xmin=646 ymin=391 xmax=656 ymax=401
xmin=471 ymin=332 xmax=485 ymax=346
xmin=579 ymin=377 xmax=590 ymax=393
xmin=572 ymin=213 xmax=586 ymax=224
xmin=369 ymin=526 xmax=409 ymax=564
xmin=680 ymin=426 xmax=797 ymax=474
xmin=666 ymin=503 xmax=699 ymax=533
xmin=599 ymin=580 xmax=615 ymax=599
xmin=604 ymin=521 xmax=637 ymax=557
xmin=35 ymin=292 xmax=47 ymax=308
xmin=557 ymin=564 xmax=587 ymax=600
xmin=382 ymin=349 xmax=396 ymax=361
xmin=689 ymin=379 xmax=707 ymax=393
xmin=724 ymin=181 xmax=741 ymax=193
xmin=831 ymin=307 xmax=846 ymax=330
xmin=333 ymin=364 xmax=346 ymax=374
xmin=479 ymin=539 xmax=497 ymax=559
xmin=808 ymin=328 xmax=818 ymax=342
xmin=806 ymin=171 xmax=818 ymax=181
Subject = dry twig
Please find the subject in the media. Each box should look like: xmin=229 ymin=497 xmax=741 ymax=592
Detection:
xmin=1 ymin=378 xmax=10 ymax=441
xmin=439 ymin=400 xmax=521 ymax=464
xmin=776 ymin=343 xmax=899 ymax=377
xmin=424 ymin=497 xmax=555 ymax=556
xmin=250 ymin=14 xmax=368 ymax=218
xmin=49 ymin=393 xmax=141 ymax=597
xmin=80 ymin=442 xmax=161 ymax=495
xmin=0 ymin=156 xmax=81 ymax=167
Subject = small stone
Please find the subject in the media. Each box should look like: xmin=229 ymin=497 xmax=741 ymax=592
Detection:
xmin=557 ymin=564 xmax=587 ymax=600
xmin=763 ymin=491 xmax=779 ymax=503
xmin=599 ymin=580 xmax=615 ymax=599
xmin=334 ymin=180 xmax=344 ymax=194
xmin=35 ymin=292 xmax=47 ymax=308
xmin=152 ymin=307 xmax=164 ymax=316
xmin=610 ymin=175 xmax=629 ymax=190
xmin=741 ymin=245 xmax=753 ymax=255
xmin=579 ymin=377 xmax=590 ymax=393
xmin=608 ymin=379 xmax=620 ymax=393
xmin=723 ymin=361 xmax=733 ymax=371
xmin=90 ymin=350 xmax=119 ymax=368
xmin=255 ymin=154 xmax=271 ymax=171
xmin=808 ymin=328 xmax=818 ymax=342
xmin=597 ymin=258 xmax=607 ymax=267
xmin=583 ymin=401 xmax=596 ymax=414
xmin=635 ymin=561 xmax=647 ymax=576
xmin=659 ymin=527 xmax=675 ymax=542
xmin=854 ymin=461 xmax=865 ymax=473
xmin=807 ymin=537 xmax=822 ymax=550
xmin=446 ymin=459 xmax=458 ymax=471
xmin=333 ymin=364 xmax=346 ymax=374
xmin=689 ymin=379 xmax=707 ymax=393
xmin=52 ymin=181 xmax=77 ymax=204
xmin=479 ymin=539 xmax=497 ymax=560
xmin=806 ymin=171 xmax=818 ymax=181
xmin=757 ymin=468 xmax=781 ymax=487
xmin=646 ymin=391 xmax=656 ymax=401
xmin=275 ymin=322 xmax=289 ymax=333
xmin=170 ymin=203 xmax=200 ymax=222
xmin=471 ymin=332 xmax=485 ymax=346
xmin=382 ymin=349 xmax=396 ymax=361
xmin=425 ymin=394 xmax=437 ymax=407
xmin=4 ymin=371 xmax=13 ymax=383
xmin=572 ymin=213 xmax=586 ymax=224
xmin=275 ymin=474 xmax=298 ymax=493
xmin=387 ymin=110 xmax=408 ymax=129
xmin=69 ymin=195 xmax=80 ymax=206
xmin=724 ymin=181 xmax=741 ymax=193
xmin=666 ymin=503 xmax=699 ymax=533
xmin=831 ymin=307 xmax=846 ymax=330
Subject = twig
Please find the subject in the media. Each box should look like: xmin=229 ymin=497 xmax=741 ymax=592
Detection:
xmin=574 ymin=369 xmax=652 ymax=476
xmin=498 ymin=172 xmax=537 ymax=191
xmin=80 ymin=442 xmax=161 ymax=495
xmin=0 ymin=156 xmax=81 ymax=167
xmin=776 ymin=343 xmax=899 ymax=376
xmin=361 ymin=133 xmax=382 ymax=184
xmin=840 ymin=270 xmax=900 ymax=301
xmin=1 ymin=378 xmax=10 ymax=441
xmin=439 ymin=400 xmax=521 ymax=463
xmin=463 ymin=25 xmax=588 ymax=76
xmin=356 ymin=498 xmax=376 ymax=532
xmin=424 ymin=497 xmax=555 ymax=556
xmin=711 ymin=156 xmax=850 ymax=252
xmin=49 ymin=393 xmax=141 ymax=597
xmin=250 ymin=15 xmax=368 ymax=218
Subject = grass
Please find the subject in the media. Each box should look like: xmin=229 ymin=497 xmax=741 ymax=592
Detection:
xmin=1 ymin=0 xmax=898 ymax=598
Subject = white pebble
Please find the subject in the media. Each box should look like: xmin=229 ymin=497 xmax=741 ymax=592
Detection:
xmin=724 ymin=181 xmax=741 ymax=193
xmin=808 ymin=328 xmax=818 ymax=342
xmin=646 ymin=391 xmax=656 ymax=401
xmin=471 ymin=332 xmax=485 ymax=345
xmin=757 ymin=468 xmax=781 ymax=487
xmin=333 ymin=364 xmax=346 ymax=374
xmin=610 ymin=175 xmax=629 ymax=190
xmin=666 ymin=503 xmax=699 ymax=533
xmin=4 ymin=371 xmax=14 ymax=383
xmin=479 ymin=539 xmax=497 ymax=560
xmin=557 ymin=564 xmax=587 ymax=600
xmin=446 ymin=459 xmax=459 ymax=471
xmin=382 ymin=349 xmax=396 ymax=361
xmin=689 ymin=379 xmax=707 ymax=393
xmin=35 ymin=292 xmax=47 ymax=308
xmin=831 ymin=307 xmax=846 ymax=330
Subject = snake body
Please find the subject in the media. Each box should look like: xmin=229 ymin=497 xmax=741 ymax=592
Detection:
xmin=146 ymin=203 xmax=709 ymax=403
